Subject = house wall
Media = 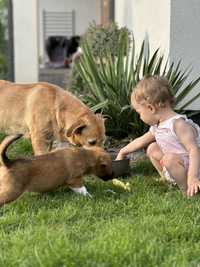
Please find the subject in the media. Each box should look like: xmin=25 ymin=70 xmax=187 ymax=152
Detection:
xmin=39 ymin=0 xmax=101 ymax=65
xmin=115 ymin=0 xmax=171 ymax=57
xmin=115 ymin=0 xmax=200 ymax=110
xmin=12 ymin=0 xmax=39 ymax=82
xmin=170 ymin=0 xmax=200 ymax=110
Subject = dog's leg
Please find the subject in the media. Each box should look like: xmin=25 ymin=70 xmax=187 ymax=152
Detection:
xmin=67 ymin=177 xmax=92 ymax=198
xmin=69 ymin=186 xmax=92 ymax=198
xmin=0 ymin=187 xmax=24 ymax=206
xmin=31 ymin=137 xmax=51 ymax=155
xmin=30 ymin=130 xmax=53 ymax=155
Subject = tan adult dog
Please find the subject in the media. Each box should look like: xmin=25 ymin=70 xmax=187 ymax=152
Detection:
xmin=0 ymin=134 xmax=113 ymax=206
xmin=0 ymin=80 xmax=105 ymax=155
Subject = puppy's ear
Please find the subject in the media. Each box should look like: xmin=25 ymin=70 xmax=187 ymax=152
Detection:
xmin=66 ymin=120 xmax=86 ymax=137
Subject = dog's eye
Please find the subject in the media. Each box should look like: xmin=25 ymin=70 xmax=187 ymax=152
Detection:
xmin=88 ymin=140 xmax=97 ymax=146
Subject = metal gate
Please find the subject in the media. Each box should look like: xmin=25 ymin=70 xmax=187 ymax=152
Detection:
xmin=43 ymin=9 xmax=76 ymax=42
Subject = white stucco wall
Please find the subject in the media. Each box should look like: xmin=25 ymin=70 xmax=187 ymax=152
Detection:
xmin=39 ymin=0 xmax=101 ymax=64
xmin=115 ymin=0 xmax=200 ymax=110
xmin=13 ymin=0 xmax=39 ymax=82
xmin=170 ymin=0 xmax=200 ymax=110
xmin=115 ymin=0 xmax=171 ymax=58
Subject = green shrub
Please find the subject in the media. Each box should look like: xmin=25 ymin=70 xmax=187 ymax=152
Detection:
xmin=72 ymin=23 xmax=200 ymax=139
xmin=83 ymin=22 xmax=131 ymax=58
xmin=0 ymin=52 xmax=7 ymax=78
xmin=69 ymin=22 xmax=131 ymax=99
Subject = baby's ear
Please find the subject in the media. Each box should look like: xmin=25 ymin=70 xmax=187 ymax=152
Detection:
xmin=148 ymin=103 xmax=156 ymax=113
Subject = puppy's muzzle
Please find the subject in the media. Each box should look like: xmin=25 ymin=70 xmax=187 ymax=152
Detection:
xmin=99 ymin=172 xmax=114 ymax=181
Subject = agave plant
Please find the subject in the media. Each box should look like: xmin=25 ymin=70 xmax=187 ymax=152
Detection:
xmin=73 ymin=26 xmax=200 ymax=139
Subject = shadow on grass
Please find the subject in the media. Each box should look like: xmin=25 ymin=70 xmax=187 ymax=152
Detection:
xmin=131 ymin=157 xmax=157 ymax=176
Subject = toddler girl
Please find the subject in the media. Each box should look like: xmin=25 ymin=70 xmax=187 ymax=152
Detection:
xmin=116 ymin=75 xmax=200 ymax=197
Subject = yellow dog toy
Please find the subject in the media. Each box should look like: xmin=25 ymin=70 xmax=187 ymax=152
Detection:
xmin=112 ymin=179 xmax=131 ymax=192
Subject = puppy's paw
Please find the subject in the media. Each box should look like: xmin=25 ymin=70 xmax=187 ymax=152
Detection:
xmin=69 ymin=186 xmax=92 ymax=198
xmin=85 ymin=191 xmax=93 ymax=198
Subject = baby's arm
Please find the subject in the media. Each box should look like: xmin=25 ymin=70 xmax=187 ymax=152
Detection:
xmin=116 ymin=131 xmax=155 ymax=160
xmin=175 ymin=118 xmax=200 ymax=197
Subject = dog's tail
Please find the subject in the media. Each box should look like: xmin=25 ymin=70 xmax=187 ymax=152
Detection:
xmin=0 ymin=134 xmax=23 ymax=166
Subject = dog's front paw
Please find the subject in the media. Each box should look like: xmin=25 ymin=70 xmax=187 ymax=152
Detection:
xmin=69 ymin=186 xmax=92 ymax=198
xmin=85 ymin=191 xmax=93 ymax=198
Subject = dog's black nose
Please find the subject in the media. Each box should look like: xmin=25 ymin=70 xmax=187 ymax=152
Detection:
xmin=99 ymin=172 xmax=114 ymax=181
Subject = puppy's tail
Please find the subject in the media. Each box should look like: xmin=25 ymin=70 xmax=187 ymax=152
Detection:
xmin=0 ymin=134 xmax=23 ymax=166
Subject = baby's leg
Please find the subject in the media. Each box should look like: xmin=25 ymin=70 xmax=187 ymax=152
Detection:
xmin=146 ymin=142 xmax=164 ymax=177
xmin=161 ymin=153 xmax=187 ymax=193
xmin=147 ymin=143 xmax=187 ymax=192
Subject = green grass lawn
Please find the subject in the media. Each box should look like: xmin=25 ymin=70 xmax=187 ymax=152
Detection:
xmin=0 ymin=135 xmax=200 ymax=267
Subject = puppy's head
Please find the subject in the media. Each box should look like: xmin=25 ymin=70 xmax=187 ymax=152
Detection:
xmin=87 ymin=146 xmax=113 ymax=181
xmin=66 ymin=113 xmax=106 ymax=147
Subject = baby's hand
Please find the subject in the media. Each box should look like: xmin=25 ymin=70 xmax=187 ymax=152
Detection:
xmin=116 ymin=150 xmax=125 ymax=160
xmin=187 ymin=178 xmax=200 ymax=197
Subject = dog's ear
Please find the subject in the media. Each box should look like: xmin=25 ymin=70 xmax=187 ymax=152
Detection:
xmin=66 ymin=120 xmax=86 ymax=137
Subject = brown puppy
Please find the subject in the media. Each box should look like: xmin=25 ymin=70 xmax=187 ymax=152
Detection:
xmin=0 ymin=135 xmax=113 ymax=206
xmin=0 ymin=80 xmax=105 ymax=155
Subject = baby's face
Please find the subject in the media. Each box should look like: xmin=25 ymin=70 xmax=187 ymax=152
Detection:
xmin=132 ymin=97 xmax=158 ymax=126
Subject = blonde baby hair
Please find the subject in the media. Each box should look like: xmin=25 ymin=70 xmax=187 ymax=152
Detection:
xmin=131 ymin=75 xmax=175 ymax=107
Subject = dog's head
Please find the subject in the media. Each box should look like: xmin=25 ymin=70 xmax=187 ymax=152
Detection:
xmin=66 ymin=113 xmax=106 ymax=147
xmin=86 ymin=146 xmax=113 ymax=181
